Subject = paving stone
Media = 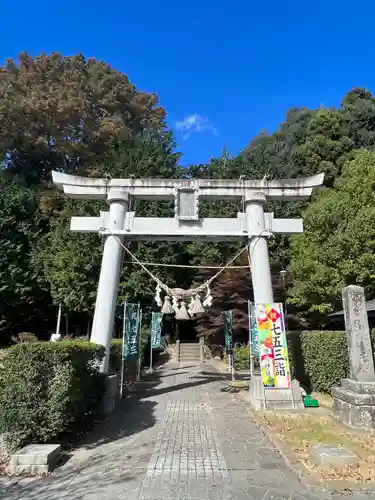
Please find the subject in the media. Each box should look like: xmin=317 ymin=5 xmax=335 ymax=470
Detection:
xmin=1 ymin=362 xmax=374 ymax=499
xmin=312 ymin=445 xmax=358 ymax=469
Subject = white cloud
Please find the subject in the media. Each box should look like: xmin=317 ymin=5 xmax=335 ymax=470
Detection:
xmin=175 ymin=113 xmax=218 ymax=140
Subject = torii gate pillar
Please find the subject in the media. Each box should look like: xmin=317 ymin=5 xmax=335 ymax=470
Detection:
xmin=91 ymin=191 xmax=128 ymax=372
xmin=246 ymin=193 xmax=273 ymax=304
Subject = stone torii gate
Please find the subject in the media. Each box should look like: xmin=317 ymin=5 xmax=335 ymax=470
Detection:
xmin=52 ymin=171 xmax=324 ymax=372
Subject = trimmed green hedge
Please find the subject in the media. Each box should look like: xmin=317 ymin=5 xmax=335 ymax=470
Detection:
xmin=0 ymin=331 xmax=160 ymax=452
xmin=287 ymin=330 xmax=375 ymax=393
xmin=287 ymin=331 xmax=348 ymax=392
xmin=110 ymin=339 xmax=123 ymax=373
xmin=222 ymin=330 xmax=375 ymax=393
xmin=0 ymin=341 xmax=105 ymax=451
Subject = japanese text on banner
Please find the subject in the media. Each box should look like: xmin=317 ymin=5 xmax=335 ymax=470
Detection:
xmin=124 ymin=303 xmax=141 ymax=360
xmin=151 ymin=312 xmax=163 ymax=349
xmin=248 ymin=302 xmax=260 ymax=359
xmin=255 ymin=303 xmax=291 ymax=389
xmin=223 ymin=310 xmax=233 ymax=352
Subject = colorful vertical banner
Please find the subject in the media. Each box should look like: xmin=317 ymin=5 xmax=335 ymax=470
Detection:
xmin=223 ymin=310 xmax=233 ymax=351
xmin=151 ymin=312 xmax=163 ymax=349
xmin=124 ymin=303 xmax=141 ymax=360
xmin=248 ymin=301 xmax=260 ymax=359
xmin=255 ymin=303 xmax=291 ymax=389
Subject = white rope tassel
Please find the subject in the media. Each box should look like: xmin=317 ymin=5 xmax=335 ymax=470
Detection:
xmin=175 ymin=301 xmax=190 ymax=320
xmin=189 ymin=294 xmax=205 ymax=315
xmin=202 ymin=285 xmax=213 ymax=308
xmin=172 ymin=296 xmax=180 ymax=313
xmin=100 ymin=228 xmax=253 ymax=302
xmin=154 ymin=284 xmax=162 ymax=307
xmin=161 ymin=296 xmax=174 ymax=315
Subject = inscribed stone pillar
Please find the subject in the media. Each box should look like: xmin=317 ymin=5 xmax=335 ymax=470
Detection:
xmin=332 ymin=285 xmax=375 ymax=429
xmin=342 ymin=285 xmax=375 ymax=383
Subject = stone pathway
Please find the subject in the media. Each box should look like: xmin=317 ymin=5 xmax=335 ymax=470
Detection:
xmin=0 ymin=363 xmax=373 ymax=499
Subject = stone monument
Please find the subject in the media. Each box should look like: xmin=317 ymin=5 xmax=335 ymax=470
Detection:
xmin=332 ymin=285 xmax=375 ymax=428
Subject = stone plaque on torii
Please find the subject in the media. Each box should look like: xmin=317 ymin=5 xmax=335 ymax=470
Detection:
xmin=52 ymin=171 xmax=324 ymax=372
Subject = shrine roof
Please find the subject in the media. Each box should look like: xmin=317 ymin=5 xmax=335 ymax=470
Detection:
xmin=329 ymin=299 xmax=375 ymax=316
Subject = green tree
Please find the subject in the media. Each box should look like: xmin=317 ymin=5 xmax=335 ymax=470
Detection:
xmin=289 ymin=150 xmax=375 ymax=322
xmin=342 ymin=88 xmax=375 ymax=148
xmin=292 ymin=107 xmax=353 ymax=186
xmin=33 ymin=136 xmax=184 ymax=318
xmin=240 ymin=107 xmax=315 ymax=180
xmin=0 ymin=52 xmax=170 ymax=337
xmin=0 ymin=177 xmax=52 ymax=341
xmin=0 ymin=52 xmax=166 ymax=182
xmin=32 ymin=200 xmax=104 ymax=314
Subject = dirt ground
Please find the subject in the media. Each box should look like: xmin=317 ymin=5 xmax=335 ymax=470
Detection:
xmin=250 ymin=392 xmax=375 ymax=484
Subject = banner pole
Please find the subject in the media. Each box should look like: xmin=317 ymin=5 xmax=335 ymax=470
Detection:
xmin=249 ymin=340 xmax=253 ymax=379
xmin=120 ymin=302 xmax=127 ymax=398
xmin=136 ymin=306 xmax=142 ymax=382
xmin=248 ymin=301 xmax=254 ymax=379
xmin=231 ymin=310 xmax=235 ymax=381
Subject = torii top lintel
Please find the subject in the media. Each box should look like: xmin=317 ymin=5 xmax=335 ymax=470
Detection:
xmin=51 ymin=171 xmax=325 ymax=202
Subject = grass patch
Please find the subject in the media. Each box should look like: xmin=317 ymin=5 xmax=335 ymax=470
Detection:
xmin=312 ymin=392 xmax=332 ymax=409
xmin=254 ymin=395 xmax=375 ymax=484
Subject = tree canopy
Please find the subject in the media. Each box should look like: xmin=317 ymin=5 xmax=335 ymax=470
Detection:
xmin=0 ymin=52 xmax=166 ymax=182
xmin=2 ymin=51 xmax=375 ymax=341
xmin=289 ymin=150 xmax=375 ymax=319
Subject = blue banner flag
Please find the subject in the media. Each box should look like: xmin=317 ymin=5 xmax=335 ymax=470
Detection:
xmin=151 ymin=312 xmax=163 ymax=349
xmin=124 ymin=303 xmax=141 ymax=360
xmin=248 ymin=301 xmax=260 ymax=359
xmin=223 ymin=310 xmax=233 ymax=351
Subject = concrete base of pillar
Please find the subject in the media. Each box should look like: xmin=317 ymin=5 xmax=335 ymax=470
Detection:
xmin=101 ymin=373 xmax=120 ymax=416
xmin=332 ymin=378 xmax=375 ymax=429
xmin=248 ymin=375 xmax=304 ymax=410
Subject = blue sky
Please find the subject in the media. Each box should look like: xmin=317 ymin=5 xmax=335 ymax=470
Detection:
xmin=1 ymin=0 xmax=375 ymax=166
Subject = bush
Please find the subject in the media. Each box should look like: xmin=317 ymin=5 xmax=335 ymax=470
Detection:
xmin=223 ymin=346 xmax=251 ymax=371
xmin=110 ymin=339 xmax=123 ymax=373
xmin=287 ymin=330 xmax=375 ymax=393
xmin=233 ymin=346 xmax=250 ymax=370
xmin=0 ymin=340 xmax=105 ymax=451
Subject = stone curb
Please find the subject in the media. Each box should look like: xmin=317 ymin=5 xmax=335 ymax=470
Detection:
xmin=248 ymin=404 xmax=375 ymax=494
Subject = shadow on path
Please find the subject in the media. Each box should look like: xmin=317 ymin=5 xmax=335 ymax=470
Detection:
xmin=79 ymin=399 xmax=158 ymax=449
xmin=4 ymin=459 xmax=146 ymax=500
xmin=78 ymin=369 xmax=166 ymax=450
xmin=136 ymin=371 xmax=231 ymax=400
xmin=75 ymin=367 xmax=229 ymax=449
xmin=2 ymin=364 xmax=235 ymax=500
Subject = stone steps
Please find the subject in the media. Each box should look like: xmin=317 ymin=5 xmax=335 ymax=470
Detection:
xmin=178 ymin=343 xmax=201 ymax=363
